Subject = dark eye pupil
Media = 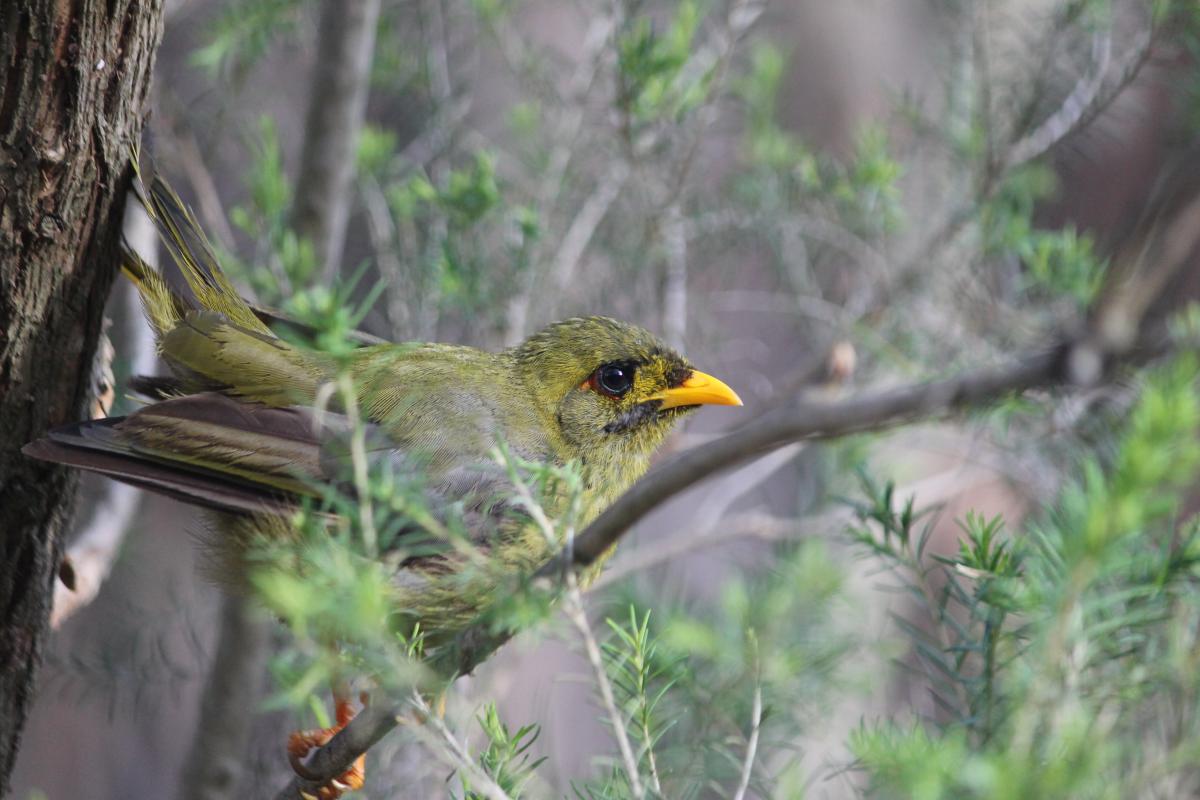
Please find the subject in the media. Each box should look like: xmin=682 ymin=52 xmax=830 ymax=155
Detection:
xmin=598 ymin=364 xmax=634 ymax=395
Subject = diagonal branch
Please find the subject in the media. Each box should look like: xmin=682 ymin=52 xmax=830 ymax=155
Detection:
xmin=544 ymin=340 xmax=1075 ymax=574
xmin=272 ymin=704 xmax=400 ymax=800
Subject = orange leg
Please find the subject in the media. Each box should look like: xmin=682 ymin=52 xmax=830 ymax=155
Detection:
xmin=287 ymin=690 xmax=368 ymax=800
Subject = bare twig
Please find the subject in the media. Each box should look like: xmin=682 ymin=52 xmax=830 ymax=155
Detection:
xmin=501 ymin=11 xmax=619 ymax=344
xmin=662 ymin=203 xmax=688 ymax=351
xmin=50 ymin=480 xmax=141 ymax=628
xmin=732 ymin=678 xmax=763 ymax=800
xmin=340 ymin=372 xmax=379 ymax=555
xmin=167 ymin=121 xmax=238 ymax=249
xmin=1006 ymin=27 xmax=1112 ymax=170
xmin=292 ymin=0 xmax=382 ymax=279
xmin=550 ymin=161 xmax=632 ymax=298
xmin=563 ymin=576 xmax=647 ymax=799
xmin=1041 ymin=24 xmax=1157 ymax=164
xmin=591 ymin=512 xmax=799 ymax=591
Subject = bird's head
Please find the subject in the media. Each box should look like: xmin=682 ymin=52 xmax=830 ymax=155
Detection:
xmin=513 ymin=317 xmax=741 ymax=484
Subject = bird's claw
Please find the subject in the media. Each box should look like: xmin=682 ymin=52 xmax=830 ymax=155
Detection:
xmin=287 ymin=695 xmax=368 ymax=799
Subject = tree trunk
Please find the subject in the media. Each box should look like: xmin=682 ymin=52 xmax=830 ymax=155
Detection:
xmin=0 ymin=1 xmax=163 ymax=794
xmin=293 ymin=0 xmax=382 ymax=281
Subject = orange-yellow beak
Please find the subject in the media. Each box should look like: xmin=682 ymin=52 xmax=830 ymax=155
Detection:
xmin=652 ymin=369 xmax=743 ymax=410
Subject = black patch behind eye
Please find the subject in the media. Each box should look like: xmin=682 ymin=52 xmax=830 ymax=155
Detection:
xmin=666 ymin=364 xmax=692 ymax=388
xmin=603 ymin=402 xmax=662 ymax=434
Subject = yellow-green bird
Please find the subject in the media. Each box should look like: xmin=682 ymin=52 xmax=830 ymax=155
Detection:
xmin=25 ymin=175 xmax=741 ymax=797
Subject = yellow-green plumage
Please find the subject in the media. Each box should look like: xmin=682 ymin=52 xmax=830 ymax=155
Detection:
xmin=26 ymin=173 xmax=740 ymax=671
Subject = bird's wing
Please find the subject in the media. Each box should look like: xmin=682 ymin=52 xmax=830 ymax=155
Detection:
xmin=24 ymin=393 xmax=323 ymax=515
xmin=24 ymin=391 xmax=527 ymax=548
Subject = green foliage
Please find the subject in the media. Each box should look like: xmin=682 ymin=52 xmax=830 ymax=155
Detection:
xmin=983 ymin=166 xmax=1107 ymax=308
xmin=737 ymin=44 xmax=812 ymax=171
xmin=849 ymin=723 xmax=971 ymax=800
xmin=836 ymin=127 xmax=906 ymax=234
xmin=1169 ymin=302 xmax=1200 ymax=349
xmin=616 ymin=1 xmax=710 ymax=125
xmin=851 ymin=356 xmax=1200 ymax=798
xmin=222 ymin=116 xmax=317 ymax=305
xmin=570 ymin=540 xmax=852 ymax=797
xmin=603 ymin=609 xmax=676 ymax=785
xmin=440 ymin=152 xmax=502 ymax=225
xmin=192 ymin=0 xmax=310 ymax=78
xmin=731 ymin=44 xmax=904 ymax=255
xmin=280 ymin=267 xmax=385 ymax=359
xmin=356 ymin=125 xmax=399 ymax=177
xmin=459 ymin=704 xmax=547 ymax=799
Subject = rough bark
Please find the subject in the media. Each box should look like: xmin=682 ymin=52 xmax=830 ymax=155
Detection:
xmin=0 ymin=1 xmax=163 ymax=794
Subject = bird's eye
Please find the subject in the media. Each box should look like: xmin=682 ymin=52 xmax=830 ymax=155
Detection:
xmin=595 ymin=362 xmax=636 ymax=397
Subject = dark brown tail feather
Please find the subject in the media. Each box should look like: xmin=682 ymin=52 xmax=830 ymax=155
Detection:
xmin=23 ymin=435 xmax=295 ymax=515
xmin=22 ymin=393 xmax=326 ymax=515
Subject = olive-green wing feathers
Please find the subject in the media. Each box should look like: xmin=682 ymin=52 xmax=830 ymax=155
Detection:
xmin=122 ymin=173 xmax=331 ymax=404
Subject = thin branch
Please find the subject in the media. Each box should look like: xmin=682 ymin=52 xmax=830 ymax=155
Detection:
xmin=1041 ymin=24 xmax=1157 ymax=163
xmin=563 ymin=576 xmax=647 ymax=799
xmin=502 ymin=10 xmax=619 ymax=344
xmin=407 ymin=692 xmax=517 ymax=800
xmin=549 ymin=162 xmax=631 ymax=299
xmin=167 ymin=120 xmax=238 ymax=249
xmin=1005 ymin=26 xmax=1113 ymax=170
xmin=543 ymin=340 xmax=1075 ymax=574
xmin=340 ymin=372 xmax=378 ymax=556
xmin=661 ymin=203 xmax=688 ymax=350
xmin=592 ymin=512 xmax=799 ymax=591
xmin=732 ymin=679 xmax=763 ymax=800
xmin=272 ymin=704 xmax=400 ymax=800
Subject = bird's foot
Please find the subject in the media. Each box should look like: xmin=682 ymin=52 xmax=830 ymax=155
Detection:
xmin=287 ymin=693 xmax=368 ymax=800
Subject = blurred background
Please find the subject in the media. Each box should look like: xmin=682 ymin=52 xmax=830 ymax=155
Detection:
xmin=12 ymin=0 xmax=1200 ymax=797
